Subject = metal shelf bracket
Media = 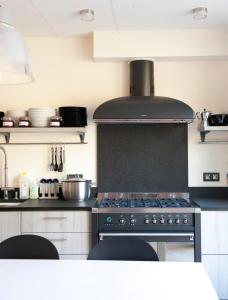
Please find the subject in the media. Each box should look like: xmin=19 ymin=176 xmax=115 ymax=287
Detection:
xmin=0 ymin=132 xmax=10 ymax=144
xmin=200 ymin=130 xmax=209 ymax=142
xmin=79 ymin=132 xmax=85 ymax=143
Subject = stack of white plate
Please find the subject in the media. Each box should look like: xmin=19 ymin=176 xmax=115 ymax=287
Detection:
xmin=28 ymin=107 xmax=56 ymax=127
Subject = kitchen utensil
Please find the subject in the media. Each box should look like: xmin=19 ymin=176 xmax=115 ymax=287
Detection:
xmin=54 ymin=146 xmax=58 ymax=171
xmin=63 ymin=146 xmax=65 ymax=164
xmin=39 ymin=179 xmax=47 ymax=198
xmin=196 ymin=109 xmax=212 ymax=126
xmin=39 ymin=178 xmax=59 ymax=199
xmin=53 ymin=178 xmax=59 ymax=198
xmin=58 ymin=106 xmax=87 ymax=127
xmin=67 ymin=174 xmax=83 ymax=179
xmin=58 ymin=146 xmax=63 ymax=172
xmin=208 ymin=114 xmax=228 ymax=126
xmin=0 ymin=111 xmax=4 ymax=126
xmin=61 ymin=179 xmax=91 ymax=201
xmin=50 ymin=146 xmax=54 ymax=171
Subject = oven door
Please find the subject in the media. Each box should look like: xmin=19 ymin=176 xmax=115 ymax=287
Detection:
xmin=98 ymin=232 xmax=195 ymax=262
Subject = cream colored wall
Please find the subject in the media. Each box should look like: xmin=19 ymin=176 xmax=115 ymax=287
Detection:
xmin=0 ymin=36 xmax=128 ymax=187
xmin=154 ymin=61 xmax=228 ymax=186
xmin=93 ymin=30 xmax=228 ymax=60
xmin=0 ymin=36 xmax=227 ymax=187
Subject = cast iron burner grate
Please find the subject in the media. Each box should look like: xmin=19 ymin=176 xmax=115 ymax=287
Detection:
xmin=98 ymin=198 xmax=192 ymax=208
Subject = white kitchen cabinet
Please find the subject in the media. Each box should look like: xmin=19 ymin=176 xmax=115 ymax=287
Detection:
xmin=21 ymin=211 xmax=91 ymax=259
xmin=34 ymin=233 xmax=90 ymax=255
xmin=0 ymin=212 xmax=20 ymax=242
xmin=21 ymin=211 xmax=91 ymax=233
xmin=201 ymin=211 xmax=228 ymax=300
xmin=201 ymin=211 xmax=228 ymax=254
xmin=202 ymin=255 xmax=228 ymax=300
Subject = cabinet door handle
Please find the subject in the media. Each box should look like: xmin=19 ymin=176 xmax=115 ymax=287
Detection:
xmin=48 ymin=238 xmax=67 ymax=242
xmin=43 ymin=217 xmax=67 ymax=220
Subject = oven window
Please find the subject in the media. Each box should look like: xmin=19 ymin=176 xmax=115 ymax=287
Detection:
xmin=149 ymin=242 xmax=194 ymax=262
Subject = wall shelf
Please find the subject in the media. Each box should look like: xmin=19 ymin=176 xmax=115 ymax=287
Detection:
xmin=0 ymin=127 xmax=86 ymax=144
xmin=199 ymin=124 xmax=228 ymax=142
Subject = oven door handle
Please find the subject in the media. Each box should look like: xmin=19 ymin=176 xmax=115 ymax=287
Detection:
xmin=99 ymin=232 xmax=194 ymax=241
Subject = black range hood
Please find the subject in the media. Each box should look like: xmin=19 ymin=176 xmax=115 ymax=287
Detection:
xmin=93 ymin=60 xmax=195 ymax=123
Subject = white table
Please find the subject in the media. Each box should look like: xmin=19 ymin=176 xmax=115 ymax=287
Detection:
xmin=0 ymin=260 xmax=218 ymax=300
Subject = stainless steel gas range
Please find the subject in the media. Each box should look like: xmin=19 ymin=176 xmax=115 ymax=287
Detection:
xmin=92 ymin=192 xmax=201 ymax=262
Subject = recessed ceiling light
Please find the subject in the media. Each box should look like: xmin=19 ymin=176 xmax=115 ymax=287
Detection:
xmin=192 ymin=7 xmax=208 ymax=20
xmin=79 ymin=9 xmax=95 ymax=22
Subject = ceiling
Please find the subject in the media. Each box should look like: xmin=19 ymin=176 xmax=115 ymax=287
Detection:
xmin=1 ymin=0 xmax=228 ymax=37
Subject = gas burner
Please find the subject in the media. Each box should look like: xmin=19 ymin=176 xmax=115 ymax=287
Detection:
xmin=99 ymin=198 xmax=160 ymax=208
xmin=98 ymin=198 xmax=192 ymax=209
xmin=159 ymin=199 xmax=191 ymax=208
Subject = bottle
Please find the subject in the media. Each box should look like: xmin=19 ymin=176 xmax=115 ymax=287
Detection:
xmin=18 ymin=116 xmax=30 ymax=127
xmin=29 ymin=181 xmax=39 ymax=199
xmin=19 ymin=172 xmax=30 ymax=199
xmin=2 ymin=116 xmax=14 ymax=127
xmin=49 ymin=116 xmax=62 ymax=127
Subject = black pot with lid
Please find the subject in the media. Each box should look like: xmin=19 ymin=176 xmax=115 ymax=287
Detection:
xmin=58 ymin=106 xmax=87 ymax=127
xmin=207 ymin=114 xmax=228 ymax=126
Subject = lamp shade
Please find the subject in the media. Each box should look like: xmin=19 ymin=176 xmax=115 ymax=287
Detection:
xmin=0 ymin=6 xmax=33 ymax=84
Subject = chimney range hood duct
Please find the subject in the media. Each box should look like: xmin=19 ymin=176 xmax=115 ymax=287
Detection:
xmin=93 ymin=60 xmax=195 ymax=123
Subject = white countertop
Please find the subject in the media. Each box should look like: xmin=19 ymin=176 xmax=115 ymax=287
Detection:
xmin=0 ymin=260 xmax=218 ymax=300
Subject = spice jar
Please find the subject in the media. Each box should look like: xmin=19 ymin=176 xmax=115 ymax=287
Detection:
xmin=18 ymin=116 xmax=30 ymax=127
xmin=49 ymin=116 xmax=62 ymax=127
xmin=2 ymin=116 xmax=14 ymax=127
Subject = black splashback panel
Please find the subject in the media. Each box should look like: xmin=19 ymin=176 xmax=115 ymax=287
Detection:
xmin=97 ymin=124 xmax=188 ymax=192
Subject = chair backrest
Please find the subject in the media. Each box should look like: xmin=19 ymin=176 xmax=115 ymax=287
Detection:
xmin=0 ymin=234 xmax=59 ymax=259
xmin=87 ymin=237 xmax=159 ymax=261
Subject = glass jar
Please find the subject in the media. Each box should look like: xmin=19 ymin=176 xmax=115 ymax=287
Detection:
xmin=18 ymin=116 xmax=30 ymax=127
xmin=2 ymin=116 xmax=14 ymax=127
xmin=49 ymin=116 xmax=62 ymax=127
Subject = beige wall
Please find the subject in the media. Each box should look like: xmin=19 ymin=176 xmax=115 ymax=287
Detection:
xmin=0 ymin=36 xmax=228 ymax=187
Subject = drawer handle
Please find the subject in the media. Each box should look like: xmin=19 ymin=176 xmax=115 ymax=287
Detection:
xmin=43 ymin=217 xmax=67 ymax=220
xmin=48 ymin=238 xmax=67 ymax=242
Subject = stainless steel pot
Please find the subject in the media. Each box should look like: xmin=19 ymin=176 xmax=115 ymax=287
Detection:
xmin=62 ymin=179 xmax=91 ymax=202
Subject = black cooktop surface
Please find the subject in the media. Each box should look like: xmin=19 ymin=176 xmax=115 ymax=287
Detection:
xmin=98 ymin=198 xmax=192 ymax=208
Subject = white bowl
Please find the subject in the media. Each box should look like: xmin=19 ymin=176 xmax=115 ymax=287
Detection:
xmin=29 ymin=108 xmax=55 ymax=113
xmin=31 ymin=121 xmax=48 ymax=127
xmin=7 ymin=110 xmax=27 ymax=118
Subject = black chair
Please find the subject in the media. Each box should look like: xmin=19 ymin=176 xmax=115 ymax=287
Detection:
xmin=0 ymin=234 xmax=59 ymax=259
xmin=87 ymin=237 xmax=159 ymax=261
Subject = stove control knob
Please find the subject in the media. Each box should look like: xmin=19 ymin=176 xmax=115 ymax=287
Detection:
xmin=167 ymin=219 xmax=173 ymax=224
xmin=119 ymin=218 xmax=126 ymax=225
xmin=130 ymin=218 xmax=136 ymax=225
xmin=152 ymin=218 xmax=157 ymax=224
xmin=183 ymin=218 xmax=188 ymax=224
xmin=144 ymin=218 xmax=150 ymax=224
xmin=175 ymin=219 xmax=180 ymax=224
xmin=160 ymin=218 xmax=165 ymax=224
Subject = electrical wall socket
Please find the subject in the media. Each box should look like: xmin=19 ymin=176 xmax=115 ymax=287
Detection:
xmin=203 ymin=172 xmax=220 ymax=182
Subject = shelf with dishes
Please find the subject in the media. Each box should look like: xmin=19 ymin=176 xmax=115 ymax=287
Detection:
xmin=0 ymin=127 xmax=86 ymax=144
xmin=197 ymin=110 xmax=228 ymax=143
xmin=198 ymin=123 xmax=228 ymax=143
xmin=0 ymin=106 xmax=87 ymax=144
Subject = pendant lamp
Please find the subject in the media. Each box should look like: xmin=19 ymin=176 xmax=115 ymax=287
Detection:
xmin=0 ymin=6 xmax=33 ymax=84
